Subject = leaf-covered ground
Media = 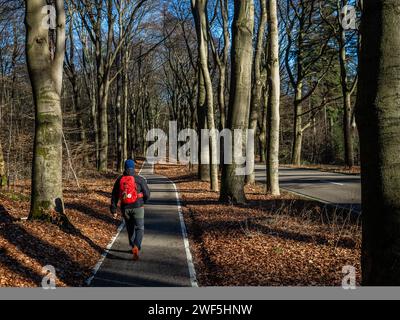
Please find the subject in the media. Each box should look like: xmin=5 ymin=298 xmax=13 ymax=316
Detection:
xmin=0 ymin=175 xmax=119 ymax=287
xmin=156 ymin=164 xmax=361 ymax=286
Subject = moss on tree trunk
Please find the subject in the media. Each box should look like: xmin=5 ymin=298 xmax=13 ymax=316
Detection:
xmin=25 ymin=0 xmax=70 ymax=228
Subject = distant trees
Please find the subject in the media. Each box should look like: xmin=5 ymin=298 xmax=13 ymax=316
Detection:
xmin=65 ymin=3 xmax=89 ymax=167
xmin=356 ymin=0 xmax=400 ymax=285
xmin=283 ymin=0 xmax=335 ymax=166
xmin=1 ymin=0 xmax=363 ymax=192
xmin=25 ymin=0 xmax=68 ymax=224
xmin=336 ymin=1 xmax=358 ymax=168
xmin=0 ymin=4 xmax=24 ymax=189
xmin=71 ymin=0 xmax=148 ymax=171
xmin=322 ymin=0 xmax=359 ymax=168
xmin=220 ymin=0 xmax=255 ymax=204
xmin=2 ymin=1 xmax=369 ymax=201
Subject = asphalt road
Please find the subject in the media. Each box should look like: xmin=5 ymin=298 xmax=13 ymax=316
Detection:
xmin=89 ymin=163 xmax=193 ymax=287
xmin=255 ymin=164 xmax=362 ymax=213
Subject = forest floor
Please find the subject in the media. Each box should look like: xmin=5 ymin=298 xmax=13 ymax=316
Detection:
xmin=0 ymin=173 xmax=119 ymax=287
xmin=156 ymin=164 xmax=361 ymax=286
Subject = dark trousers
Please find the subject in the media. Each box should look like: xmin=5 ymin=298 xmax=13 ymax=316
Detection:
xmin=123 ymin=207 xmax=145 ymax=250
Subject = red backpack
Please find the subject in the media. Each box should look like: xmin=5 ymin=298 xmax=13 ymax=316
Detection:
xmin=119 ymin=176 xmax=139 ymax=205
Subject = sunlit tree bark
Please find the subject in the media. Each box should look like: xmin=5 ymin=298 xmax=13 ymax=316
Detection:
xmin=220 ymin=0 xmax=255 ymax=204
xmin=266 ymin=0 xmax=280 ymax=196
xmin=25 ymin=0 xmax=69 ymax=225
xmin=191 ymin=0 xmax=219 ymax=191
xmin=247 ymin=0 xmax=267 ymax=185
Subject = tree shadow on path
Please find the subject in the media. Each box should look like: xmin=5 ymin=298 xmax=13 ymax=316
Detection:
xmin=0 ymin=205 xmax=92 ymax=286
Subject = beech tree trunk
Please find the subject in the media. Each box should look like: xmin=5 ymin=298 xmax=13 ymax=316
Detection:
xmin=266 ymin=0 xmax=280 ymax=196
xmin=292 ymin=82 xmax=303 ymax=166
xmin=220 ymin=0 xmax=255 ymax=204
xmin=98 ymin=78 xmax=110 ymax=171
xmin=197 ymin=70 xmax=210 ymax=182
xmin=192 ymin=0 xmax=218 ymax=190
xmin=336 ymin=0 xmax=356 ymax=167
xmin=247 ymin=0 xmax=267 ymax=185
xmin=0 ymin=139 xmax=5 ymax=187
xmin=116 ymin=75 xmax=123 ymax=172
xmin=259 ymin=87 xmax=269 ymax=164
xmin=122 ymin=47 xmax=129 ymax=164
xmin=356 ymin=0 xmax=400 ymax=285
xmin=25 ymin=0 xmax=69 ymax=226
xmin=216 ymin=0 xmax=229 ymax=130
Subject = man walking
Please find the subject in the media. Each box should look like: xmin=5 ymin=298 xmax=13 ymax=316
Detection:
xmin=110 ymin=159 xmax=150 ymax=260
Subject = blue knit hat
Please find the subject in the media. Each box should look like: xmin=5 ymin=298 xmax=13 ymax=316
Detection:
xmin=124 ymin=159 xmax=135 ymax=171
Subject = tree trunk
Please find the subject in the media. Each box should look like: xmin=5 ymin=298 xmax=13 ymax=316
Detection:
xmin=220 ymin=0 xmax=255 ymax=204
xmin=116 ymin=77 xmax=123 ymax=172
xmin=291 ymin=82 xmax=303 ymax=166
xmin=197 ymin=70 xmax=210 ymax=181
xmin=259 ymin=87 xmax=269 ymax=163
xmin=266 ymin=0 xmax=280 ymax=196
xmin=343 ymin=91 xmax=354 ymax=166
xmin=338 ymin=7 xmax=355 ymax=167
xmin=356 ymin=0 xmax=400 ymax=285
xmin=0 ymin=139 xmax=5 ymax=188
xmin=71 ymin=79 xmax=89 ymax=167
xmin=218 ymin=66 xmax=227 ymax=130
xmin=98 ymin=79 xmax=110 ymax=171
xmin=67 ymin=12 xmax=89 ymax=167
xmin=122 ymin=48 xmax=129 ymax=163
xmin=217 ymin=0 xmax=230 ymax=131
xmin=91 ymin=81 xmax=99 ymax=168
xmin=192 ymin=0 xmax=219 ymax=192
xmin=247 ymin=0 xmax=267 ymax=185
xmin=25 ymin=0 xmax=69 ymax=226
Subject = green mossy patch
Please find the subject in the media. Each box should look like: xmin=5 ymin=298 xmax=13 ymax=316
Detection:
xmin=0 ymin=190 xmax=30 ymax=202
xmin=29 ymin=200 xmax=72 ymax=230
xmin=0 ymin=175 xmax=6 ymax=187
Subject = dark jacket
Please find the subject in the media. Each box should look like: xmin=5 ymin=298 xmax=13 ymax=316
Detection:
xmin=110 ymin=168 xmax=150 ymax=213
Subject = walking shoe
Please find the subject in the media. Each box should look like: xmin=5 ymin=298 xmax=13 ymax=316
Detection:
xmin=132 ymin=246 xmax=140 ymax=261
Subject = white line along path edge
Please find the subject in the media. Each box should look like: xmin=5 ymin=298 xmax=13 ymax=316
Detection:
xmin=85 ymin=161 xmax=199 ymax=287
xmin=85 ymin=220 xmax=125 ymax=286
xmin=166 ymin=176 xmax=199 ymax=288
xmin=85 ymin=161 xmax=146 ymax=286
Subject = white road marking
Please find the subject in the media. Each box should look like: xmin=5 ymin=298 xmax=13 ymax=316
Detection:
xmin=166 ymin=176 xmax=199 ymax=288
xmin=319 ymin=180 xmax=344 ymax=186
xmin=91 ymin=276 xmax=142 ymax=287
xmin=86 ymin=221 xmax=125 ymax=286
xmin=141 ymin=161 xmax=197 ymax=287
